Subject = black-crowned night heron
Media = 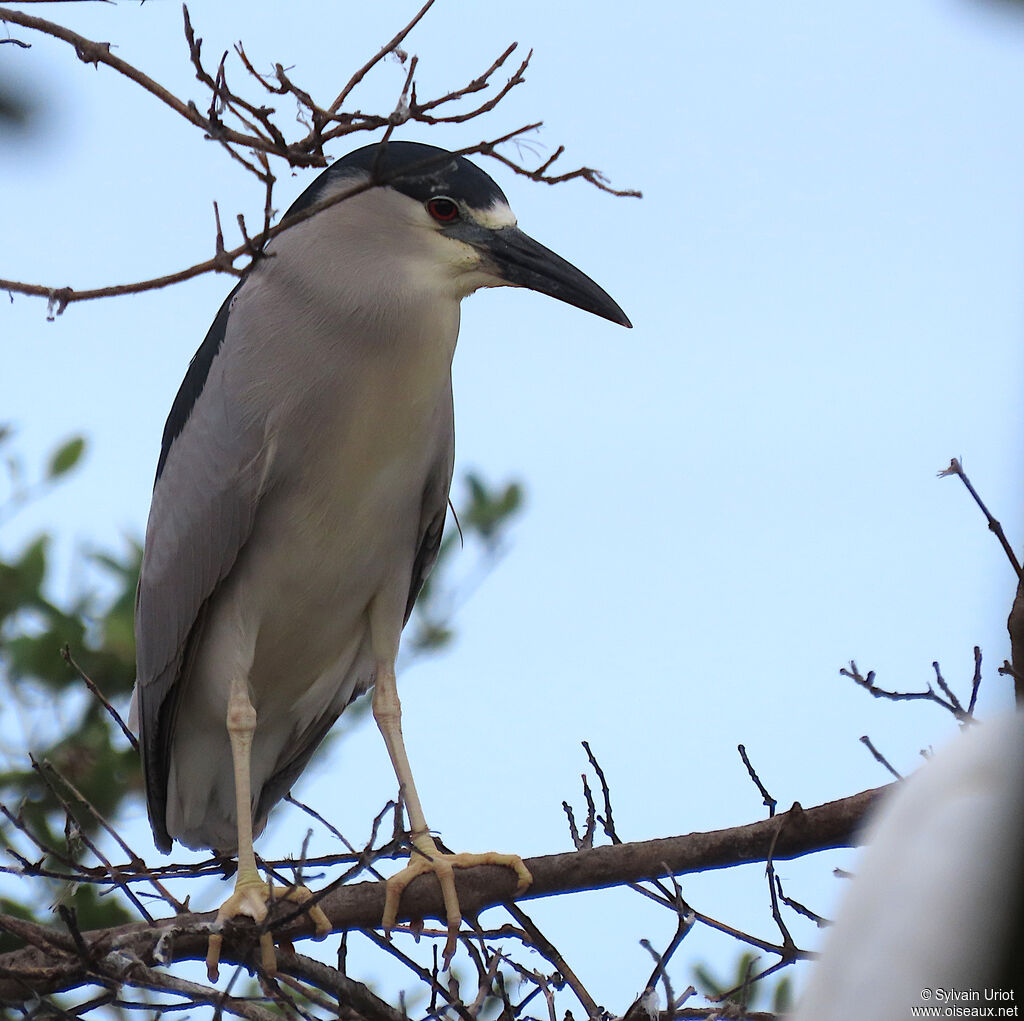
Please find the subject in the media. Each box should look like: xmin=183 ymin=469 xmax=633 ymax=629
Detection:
xmin=130 ymin=140 xmax=630 ymax=977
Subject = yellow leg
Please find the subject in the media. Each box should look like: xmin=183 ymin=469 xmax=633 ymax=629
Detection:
xmin=372 ymin=658 xmax=531 ymax=967
xmin=206 ymin=677 xmax=330 ymax=981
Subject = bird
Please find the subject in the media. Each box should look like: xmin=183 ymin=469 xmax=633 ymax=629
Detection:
xmin=130 ymin=139 xmax=631 ymax=978
xmin=792 ymin=712 xmax=1024 ymax=1018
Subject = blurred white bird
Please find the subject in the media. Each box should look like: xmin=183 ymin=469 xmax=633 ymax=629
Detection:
xmin=793 ymin=712 xmax=1024 ymax=1019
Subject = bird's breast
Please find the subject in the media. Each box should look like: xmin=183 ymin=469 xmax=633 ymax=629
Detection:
xmin=209 ymin=279 xmax=458 ymax=699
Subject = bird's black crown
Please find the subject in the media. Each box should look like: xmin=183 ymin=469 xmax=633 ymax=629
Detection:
xmin=286 ymin=141 xmax=509 ymax=220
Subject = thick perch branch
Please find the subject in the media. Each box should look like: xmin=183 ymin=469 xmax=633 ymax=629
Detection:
xmin=0 ymin=785 xmax=888 ymax=1002
xmin=1010 ymin=578 xmax=1024 ymax=704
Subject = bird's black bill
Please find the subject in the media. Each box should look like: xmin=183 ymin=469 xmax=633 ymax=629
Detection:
xmin=477 ymin=226 xmax=632 ymax=328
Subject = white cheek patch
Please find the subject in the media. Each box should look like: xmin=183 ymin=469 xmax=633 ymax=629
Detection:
xmin=468 ymin=200 xmax=517 ymax=230
xmin=437 ymin=238 xmax=483 ymax=271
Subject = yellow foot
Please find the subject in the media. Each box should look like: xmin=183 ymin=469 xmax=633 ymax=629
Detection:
xmin=206 ymin=876 xmax=332 ymax=981
xmin=382 ymin=833 xmax=531 ymax=967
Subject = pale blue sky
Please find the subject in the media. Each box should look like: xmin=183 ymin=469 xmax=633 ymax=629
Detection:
xmin=3 ymin=0 xmax=1023 ymax=1007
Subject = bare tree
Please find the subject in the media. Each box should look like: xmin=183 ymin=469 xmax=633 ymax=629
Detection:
xmin=0 ymin=2 xmax=637 ymax=317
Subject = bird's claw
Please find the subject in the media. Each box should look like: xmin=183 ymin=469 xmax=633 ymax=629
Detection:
xmin=382 ymin=834 xmax=531 ymax=969
xmin=205 ymin=876 xmax=331 ymax=981
xmin=206 ymin=874 xmax=270 ymax=981
xmin=281 ymin=884 xmax=331 ymax=940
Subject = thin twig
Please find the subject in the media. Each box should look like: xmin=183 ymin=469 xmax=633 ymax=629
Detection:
xmin=774 ymin=874 xmax=827 ymax=927
xmin=939 ymin=458 xmax=1022 ymax=579
xmin=30 ymin=757 xmax=157 ymax=922
xmin=738 ymin=745 xmax=777 ymax=817
xmin=931 ymin=661 xmax=964 ymax=716
xmin=859 ymin=735 xmax=903 ymax=780
xmin=582 ymin=741 xmax=618 ymax=842
xmin=505 ymin=903 xmax=602 ymax=1020
xmin=327 ymin=0 xmax=437 ymax=114
xmin=60 ymin=645 xmax=138 ymax=751
xmin=361 ymin=928 xmax=474 ymax=1021
xmin=968 ymin=646 xmax=982 ymax=716
xmin=841 ymin=660 xmax=969 ymax=721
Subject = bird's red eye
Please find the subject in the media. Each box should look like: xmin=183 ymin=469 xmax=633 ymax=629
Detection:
xmin=427 ymin=197 xmax=459 ymax=223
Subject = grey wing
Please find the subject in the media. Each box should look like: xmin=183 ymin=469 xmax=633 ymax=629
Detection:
xmin=135 ymin=314 xmax=271 ymax=852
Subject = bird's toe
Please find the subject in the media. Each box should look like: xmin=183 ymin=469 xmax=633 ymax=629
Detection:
xmin=382 ymin=834 xmax=532 ymax=968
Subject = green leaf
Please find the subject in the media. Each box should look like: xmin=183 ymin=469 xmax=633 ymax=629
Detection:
xmin=0 ymin=898 xmax=37 ymax=955
xmin=46 ymin=436 xmax=86 ymax=480
xmin=411 ymin=621 xmax=454 ymax=652
xmin=0 ymin=536 xmax=50 ymax=611
xmin=773 ymin=975 xmax=793 ymax=1013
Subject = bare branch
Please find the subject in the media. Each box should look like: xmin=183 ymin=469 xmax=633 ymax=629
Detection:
xmin=411 ymin=45 xmax=530 ymax=126
xmin=326 ymin=0 xmax=437 ymax=115
xmin=110 ymin=959 xmax=282 ymax=1021
xmin=582 ymin=740 xmax=619 ymax=842
xmin=968 ymin=645 xmax=983 ymax=716
xmin=506 ymin=903 xmax=603 ymax=1020
xmin=859 ymin=735 xmax=903 ymax=780
xmin=361 ymin=927 xmax=474 ymax=1021
xmin=738 ymin=744 xmax=777 ymax=817
xmin=481 ymin=142 xmax=643 ymax=198
xmin=938 ymin=457 xmax=1022 ymax=579
xmin=30 ymin=756 xmax=157 ymax=922
xmin=1 ymin=121 xmax=635 ymax=314
xmin=840 ymin=659 xmax=973 ymax=721
xmin=774 ymin=875 xmax=827 ymax=927
xmin=0 ymin=785 xmax=887 ymax=1002
xmin=1 ymin=4 xmax=638 ymax=315
xmin=0 ymin=5 xmax=320 ymax=166
xmin=60 ymin=645 xmax=138 ymax=751
xmin=1008 ymin=575 xmax=1024 ymax=705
